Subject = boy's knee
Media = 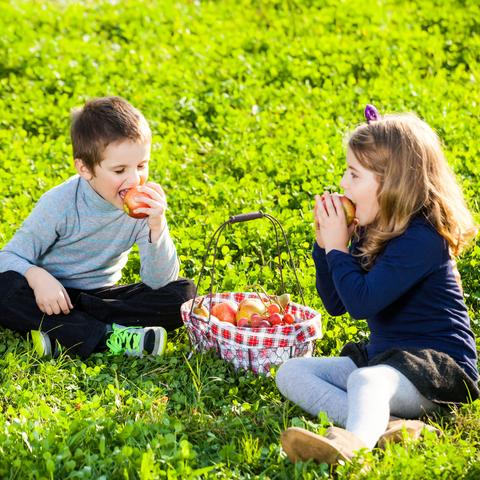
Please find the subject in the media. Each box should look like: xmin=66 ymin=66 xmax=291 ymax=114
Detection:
xmin=169 ymin=277 xmax=196 ymax=303
xmin=0 ymin=270 xmax=28 ymax=299
xmin=180 ymin=278 xmax=196 ymax=299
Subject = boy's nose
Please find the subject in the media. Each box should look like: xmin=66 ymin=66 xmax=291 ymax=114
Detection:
xmin=128 ymin=171 xmax=142 ymax=186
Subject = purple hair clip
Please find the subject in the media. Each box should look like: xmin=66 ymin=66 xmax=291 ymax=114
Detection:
xmin=365 ymin=104 xmax=380 ymax=124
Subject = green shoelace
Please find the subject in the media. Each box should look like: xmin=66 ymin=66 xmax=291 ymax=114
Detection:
xmin=106 ymin=325 xmax=142 ymax=355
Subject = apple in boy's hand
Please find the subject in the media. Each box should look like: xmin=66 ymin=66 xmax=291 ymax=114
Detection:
xmin=323 ymin=194 xmax=356 ymax=226
xmin=124 ymin=186 xmax=152 ymax=219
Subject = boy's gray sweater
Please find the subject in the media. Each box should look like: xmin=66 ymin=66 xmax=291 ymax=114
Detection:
xmin=0 ymin=175 xmax=179 ymax=290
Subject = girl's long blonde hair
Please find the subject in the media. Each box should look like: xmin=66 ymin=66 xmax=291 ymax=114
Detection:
xmin=347 ymin=113 xmax=478 ymax=270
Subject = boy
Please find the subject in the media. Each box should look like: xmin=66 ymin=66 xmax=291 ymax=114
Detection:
xmin=0 ymin=96 xmax=196 ymax=359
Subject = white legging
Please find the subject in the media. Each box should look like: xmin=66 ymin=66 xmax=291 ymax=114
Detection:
xmin=275 ymin=356 xmax=438 ymax=449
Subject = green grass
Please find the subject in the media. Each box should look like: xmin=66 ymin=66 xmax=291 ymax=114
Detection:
xmin=1 ymin=0 xmax=480 ymax=477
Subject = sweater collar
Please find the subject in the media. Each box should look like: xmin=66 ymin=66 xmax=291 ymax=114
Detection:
xmin=79 ymin=176 xmax=119 ymax=212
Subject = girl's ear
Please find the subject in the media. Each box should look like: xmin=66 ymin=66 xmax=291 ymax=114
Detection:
xmin=74 ymin=158 xmax=94 ymax=180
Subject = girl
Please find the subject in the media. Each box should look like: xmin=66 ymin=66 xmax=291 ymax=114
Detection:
xmin=276 ymin=106 xmax=479 ymax=466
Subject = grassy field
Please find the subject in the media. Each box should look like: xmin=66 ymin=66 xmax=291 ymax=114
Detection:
xmin=1 ymin=0 xmax=480 ymax=478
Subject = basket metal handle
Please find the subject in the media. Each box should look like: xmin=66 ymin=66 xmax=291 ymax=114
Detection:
xmin=189 ymin=211 xmax=306 ymax=323
xmin=229 ymin=211 xmax=265 ymax=224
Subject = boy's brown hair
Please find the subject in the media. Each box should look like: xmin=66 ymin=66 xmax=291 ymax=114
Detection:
xmin=70 ymin=96 xmax=152 ymax=174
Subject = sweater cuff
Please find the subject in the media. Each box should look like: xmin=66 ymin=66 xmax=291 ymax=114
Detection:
xmin=326 ymin=248 xmax=357 ymax=270
xmin=312 ymin=241 xmax=327 ymax=260
xmin=148 ymin=223 xmax=172 ymax=248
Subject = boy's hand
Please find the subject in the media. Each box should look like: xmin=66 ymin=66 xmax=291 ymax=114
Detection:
xmin=133 ymin=182 xmax=167 ymax=243
xmin=24 ymin=266 xmax=73 ymax=315
xmin=315 ymin=192 xmax=356 ymax=254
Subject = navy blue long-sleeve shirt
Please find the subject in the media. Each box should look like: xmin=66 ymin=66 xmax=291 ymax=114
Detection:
xmin=313 ymin=218 xmax=478 ymax=383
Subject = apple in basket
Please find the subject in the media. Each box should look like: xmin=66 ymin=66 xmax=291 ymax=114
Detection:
xmin=258 ymin=320 xmax=272 ymax=328
xmin=269 ymin=313 xmax=283 ymax=326
xmin=236 ymin=298 xmax=267 ymax=323
xmin=211 ymin=300 xmax=237 ymax=326
xmin=250 ymin=313 xmax=263 ymax=328
xmin=237 ymin=317 xmax=250 ymax=328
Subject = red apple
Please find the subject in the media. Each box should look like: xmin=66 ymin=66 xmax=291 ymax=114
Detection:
xmin=211 ymin=301 xmax=237 ymax=326
xmin=267 ymin=303 xmax=280 ymax=315
xmin=123 ymin=186 xmax=152 ymax=219
xmin=258 ymin=320 xmax=272 ymax=328
xmin=323 ymin=194 xmax=356 ymax=226
xmin=269 ymin=313 xmax=283 ymax=326
xmin=236 ymin=298 xmax=267 ymax=322
xmin=283 ymin=313 xmax=295 ymax=325
xmin=237 ymin=317 xmax=250 ymax=328
xmin=250 ymin=313 xmax=263 ymax=328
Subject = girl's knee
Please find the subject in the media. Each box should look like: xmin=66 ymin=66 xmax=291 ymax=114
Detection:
xmin=347 ymin=366 xmax=387 ymax=391
xmin=276 ymin=358 xmax=302 ymax=394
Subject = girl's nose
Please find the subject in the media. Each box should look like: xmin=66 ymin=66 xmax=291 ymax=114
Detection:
xmin=339 ymin=172 xmax=348 ymax=190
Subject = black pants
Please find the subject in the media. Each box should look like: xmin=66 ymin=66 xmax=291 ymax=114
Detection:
xmin=0 ymin=271 xmax=196 ymax=359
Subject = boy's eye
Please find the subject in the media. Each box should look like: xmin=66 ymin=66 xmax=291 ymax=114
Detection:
xmin=115 ymin=169 xmax=125 ymax=174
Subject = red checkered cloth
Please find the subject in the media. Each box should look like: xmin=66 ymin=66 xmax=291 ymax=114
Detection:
xmin=181 ymin=292 xmax=322 ymax=375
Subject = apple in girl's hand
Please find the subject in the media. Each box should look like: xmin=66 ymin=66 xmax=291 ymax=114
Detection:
xmin=323 ymin=194 xmax=356 ymax=226
xmin=124 ymin=186 xmax=152 ymax=219
xmin=339 ymin=195 xmax=356 ymax=226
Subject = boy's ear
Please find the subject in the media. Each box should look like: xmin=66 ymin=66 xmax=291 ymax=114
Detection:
xmin=74 ymin=158 xmax=94 ymax=180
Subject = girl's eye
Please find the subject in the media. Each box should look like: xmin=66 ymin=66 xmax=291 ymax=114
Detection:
xmin=351 ymin=172 xmax=358 ymax=178
xmin=115 ymin=169 xmax=125 ymax=174
xmin=138 ymin=164 xmax=147 ymax=169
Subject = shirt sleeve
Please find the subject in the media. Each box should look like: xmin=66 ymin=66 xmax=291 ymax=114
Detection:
xmin=136 ymin=222 xmax=179 ymax=290
xmin=312 ymin=241 xmax=347 ymax=316
xmin=0 ymin=195 xmax=62 ymax=276
xmin=325 ymin=223 xmax=442 ymax=320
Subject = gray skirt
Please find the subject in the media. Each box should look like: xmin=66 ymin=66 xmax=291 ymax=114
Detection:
xmin=340 ymin=340 xmax=479 ymax=406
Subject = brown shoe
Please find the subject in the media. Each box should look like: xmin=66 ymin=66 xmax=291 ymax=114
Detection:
xmin=280 ymin=426 xmax=368 ymax=466
xmin=377 ymin=419 xmax=442 ymax=450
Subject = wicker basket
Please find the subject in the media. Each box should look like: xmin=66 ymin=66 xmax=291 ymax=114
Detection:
xmin=181 ymin=211 xmax=322 ymax=375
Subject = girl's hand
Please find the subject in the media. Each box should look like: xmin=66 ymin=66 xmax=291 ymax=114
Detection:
xmin=313 ymin=201 xmax=326 ymax=249
xmin=315 ymin=192 xmax=356 ymax=254
xmin=133 ymin=182 xmax=168 ymax=243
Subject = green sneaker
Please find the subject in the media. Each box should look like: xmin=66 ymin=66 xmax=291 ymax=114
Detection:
xmin=106 ymin=324 xmax=167 ymax=358
xmin=31 ymin=330 xmax=61 ymax=358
